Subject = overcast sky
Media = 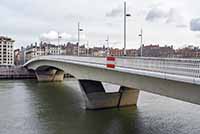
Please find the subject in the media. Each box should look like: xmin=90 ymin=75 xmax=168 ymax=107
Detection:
xmin=1 ymin=0 xmax=200 ymax=49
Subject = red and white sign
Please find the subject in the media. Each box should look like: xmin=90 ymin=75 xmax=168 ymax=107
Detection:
xmin=106 ymin=56 xmax=116 ymax=68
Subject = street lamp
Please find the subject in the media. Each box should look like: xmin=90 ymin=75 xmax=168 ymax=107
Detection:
xmin=105 ymin=36 xmax=110 ymax=56
xmin=78 ymin=22 xmax=83 ymax=56
xmin=138 ymin=29 xmax=143 ymax=57
xmin=23 ymin=48 xmax=26 ymax=64
xmin=58 ymin=32 xmax=62 ymax=46
xmin=58 ymin=32 xmax=62 ymax=55
xmin=86 ymin=41 xmax=89 ymax=56
xmin=123 ymin=1 xmax=131 ymax=56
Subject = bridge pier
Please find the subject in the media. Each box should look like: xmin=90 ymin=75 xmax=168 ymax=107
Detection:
xmin=35 ymin=69 xmax=64 ymax=82
xmin=79 ymin=80 xmax=139 ymax=110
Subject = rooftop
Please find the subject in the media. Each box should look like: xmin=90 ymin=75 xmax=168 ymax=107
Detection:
xmin=0 ymin=36 xmax=15 ymax=42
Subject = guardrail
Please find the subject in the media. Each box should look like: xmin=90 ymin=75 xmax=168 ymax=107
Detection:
xmin=26 ymin=56 xmax=200 ymax=79
xmin=118 ymin=57 xmax=200 ymax=78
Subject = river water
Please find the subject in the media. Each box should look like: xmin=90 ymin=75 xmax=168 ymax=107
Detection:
xmin=0 ymin=79 xmax=200 ymax=134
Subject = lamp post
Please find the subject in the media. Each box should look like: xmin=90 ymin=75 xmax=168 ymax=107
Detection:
xmin=39 ymin=40 xmax=43 ymax=56
xmin=138 ymin=29 xmax=143 ymax=57
xmin=123 ymin=1 xmax=131 ymax=56
xmin=86 ymin=41 xmax=89 ymax=56
xmin=23 ymin=48 xmax=26 ymax=64
xmin=105 ymin=36 xmax=109 ymax=56
xmin=78 ymin=22 xmax=83 ymax=56
xmin=58 ymin=32 xmax=62 ymax=55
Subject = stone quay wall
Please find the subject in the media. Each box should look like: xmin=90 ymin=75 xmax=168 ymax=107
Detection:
xmin=0 ymin=66 xmax=36 ymax=79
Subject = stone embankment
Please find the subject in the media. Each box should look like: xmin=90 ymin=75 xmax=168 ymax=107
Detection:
xmin=0 ymin=66 xmax=36 ymax=79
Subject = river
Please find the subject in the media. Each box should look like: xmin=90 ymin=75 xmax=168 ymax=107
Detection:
xmin=0 ymin=79 xmax=200 ymax=134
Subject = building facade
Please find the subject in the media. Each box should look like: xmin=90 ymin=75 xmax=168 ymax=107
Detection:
xmin=0 ymin=36 xmax=15 ymax=66
xmin=138 ymin=45 xmax=174 ymax=57
xmin=175 ymin=46 xmax=200 ymax=58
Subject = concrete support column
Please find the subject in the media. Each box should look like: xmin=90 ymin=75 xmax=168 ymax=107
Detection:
xmin=35 ymin=69 xmax=64 ymax=82
xmin=79 ymin=80 xmax=140 ymax=110
xmin=118 ymin=86 xmax=139 ymax=107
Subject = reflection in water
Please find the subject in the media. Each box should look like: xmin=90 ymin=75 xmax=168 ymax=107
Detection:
xmin=0 ymin=79 xmax=200 ymax=134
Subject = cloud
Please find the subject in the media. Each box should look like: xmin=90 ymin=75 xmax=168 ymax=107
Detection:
xmin=166 ymin=9 xmax=188 ymax=28
xmin=40 ymin=31 xmax=60 ymax=41
xmin=40 ymin=31 xmax=85 ymax=42
xmin=190 ymin=18 xmax=200 ymax=31
xmin=176 ymin=24 xmax=187 ymax=28
xmin=146 ymin=7 xmax=187 ymax=28
xmin=106 ymin=7 xmax=123 ymax=17
xmin=145 ymin=7 xmax=168 ymax=22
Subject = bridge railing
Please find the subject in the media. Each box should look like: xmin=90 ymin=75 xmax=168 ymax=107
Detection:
xmin=62 ymin=56 xmax=200 ymax=78
xmin=29 ymin=56 xmax=200 ymax=79
xmin=116 ymin=57 xmax=200 ymax=78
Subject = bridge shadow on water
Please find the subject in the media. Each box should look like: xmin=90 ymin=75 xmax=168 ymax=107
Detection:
xmin=5 ymin=79 xmax=200 ymax=134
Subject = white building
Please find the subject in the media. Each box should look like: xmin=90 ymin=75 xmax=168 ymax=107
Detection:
xmin=43 ymin=44 xmax=61 ymax=55
xmin=25 ymin=45 xmax=45 ymax=61
xmin=25 ymin=43 xmax=64 ymax=61
xmin=0 ymin=36 xmax=15 ymax=66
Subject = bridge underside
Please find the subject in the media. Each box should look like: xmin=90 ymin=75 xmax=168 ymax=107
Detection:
xmin=34 ymin=67 xmax=139 ymax=109
xmin=35 ymin=67 xmax=64 ymax=82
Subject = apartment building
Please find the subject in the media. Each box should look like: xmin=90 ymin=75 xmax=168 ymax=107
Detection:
xmin=0 ymin=36 xmax=15 ymax=66
xmin=25 ymin=45 xmax=45 ymax=61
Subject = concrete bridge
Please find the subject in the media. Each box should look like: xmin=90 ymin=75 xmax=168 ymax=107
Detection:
xmin=24 ymin=56 xmax=200 ymax=109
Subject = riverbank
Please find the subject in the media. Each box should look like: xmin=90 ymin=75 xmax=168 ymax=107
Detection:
xmin=0 ymin=66 xmax=36 ymax=79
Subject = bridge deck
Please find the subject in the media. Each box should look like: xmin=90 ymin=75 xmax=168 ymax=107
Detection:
xmin=25 ymin=56 xmax=200 ymax=85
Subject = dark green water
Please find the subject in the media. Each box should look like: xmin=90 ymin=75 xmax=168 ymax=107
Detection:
xmin=0 ymin=79 xmax=200 ymax=134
